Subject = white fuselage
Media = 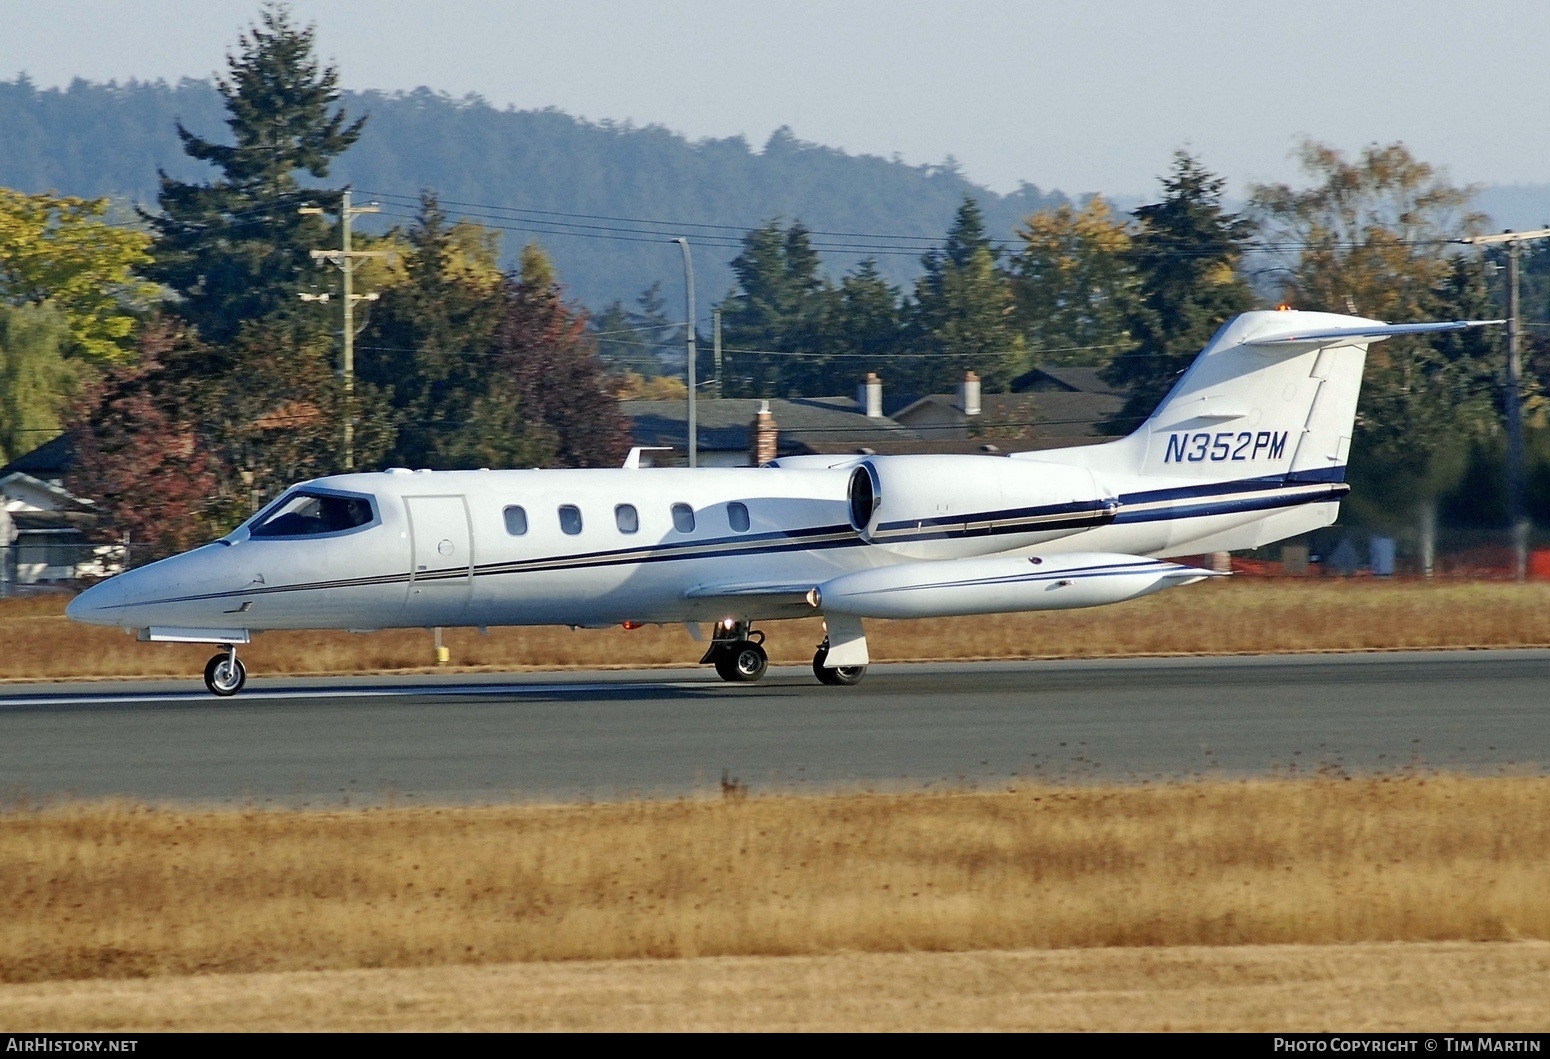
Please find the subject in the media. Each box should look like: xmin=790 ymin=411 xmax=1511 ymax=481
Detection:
xmin=65 ymin=447 xmax=1342 ymax=636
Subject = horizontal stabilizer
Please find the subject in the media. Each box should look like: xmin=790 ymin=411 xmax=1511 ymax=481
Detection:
xmin=1243 ymin=319 xmax=1502 ymax=346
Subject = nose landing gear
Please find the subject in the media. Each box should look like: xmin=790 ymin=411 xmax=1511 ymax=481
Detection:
xmin=204 ymin=646 xmax=247 ymax=697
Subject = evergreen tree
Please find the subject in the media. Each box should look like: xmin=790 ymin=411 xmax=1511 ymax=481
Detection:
xmin=717 ymin=219 xmax=827 ymax=395
xmin=591 ymin=281 xmax=678 ymax=378
xmin=357 ymin=193 xmax=505 ymax=468
xmin=144 ymin=3 xmax=365 ymax=342
xmin=804 ymin=259 xmax=904 ymax=397
xmin=1104 ymin=153 xmax=1256 ymax=430
xmin=907 ymin=197 xmax=1025 ymax=394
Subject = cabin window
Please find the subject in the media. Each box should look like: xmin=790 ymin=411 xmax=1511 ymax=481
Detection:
xmin=559 ymin=504 xmax=583 ymax=535
xmin=249 ymin=490 xmax=375 ymax=538
xmin=727 ymin=502 xmax=750 ymax=532
xmin=615 ymin=504 xmax=639 ymax=534
xmin=671 ymin=503 xmax=695 ymax=534
xmin=503 ymin=505 xmax=528 ymax=536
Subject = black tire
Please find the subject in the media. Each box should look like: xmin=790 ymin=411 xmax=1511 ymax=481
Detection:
xmin=715 ymin=640 xmax=768 ymax=683
xmin=813 ymin=645 xmax=867 ymax=686
xmin=203 ymin=653 xmax=247 ymax=697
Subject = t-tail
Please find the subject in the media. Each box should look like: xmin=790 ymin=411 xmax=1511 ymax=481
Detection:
xmin=1018 ymin=309 xmax=1501 ymax=555
xmin=1138 ymin=309 xmax=1502 ymax=482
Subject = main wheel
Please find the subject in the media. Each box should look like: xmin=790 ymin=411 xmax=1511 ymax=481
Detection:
xmin=813 ymin=645 xmax=867 ymax=686
xmin=714 ymin=640 xmax=768 ymax=683
xmin=203 ymin=653 xmax=247 ymax=697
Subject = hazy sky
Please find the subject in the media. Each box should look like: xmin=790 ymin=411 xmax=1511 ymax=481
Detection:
xmin=4 ymin=0 xmax=1547 ymax=200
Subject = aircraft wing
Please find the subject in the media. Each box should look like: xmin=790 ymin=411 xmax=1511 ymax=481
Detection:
xmin=684 ymin=582 xmax=816 ymax=603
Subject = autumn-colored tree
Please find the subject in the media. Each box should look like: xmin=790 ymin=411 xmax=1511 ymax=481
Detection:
xmin=484 ymin=245 xmax=629 ymax=468
xmin=1011 ymin=196 xmax=1135 ymax=366
xmin=1249 ymin=140 xmax=1486 ymax=323
xmin=0 ymin=188 xmax=156 ymax=363
xmin=67 ymin=320 xmax=223 ymax=560
xmin=0 ymin=304 xmax=76 ymax=465
xmin=1251 ymin=142 xmax=1499 ymax=533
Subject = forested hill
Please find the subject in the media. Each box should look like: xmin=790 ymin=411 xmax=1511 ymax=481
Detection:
xmin=0 ymin=75 xmax=1072 ymax=314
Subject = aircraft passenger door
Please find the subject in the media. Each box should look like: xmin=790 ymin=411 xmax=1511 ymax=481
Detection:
xmin=405 ymin=496 xmax=473 ymax=600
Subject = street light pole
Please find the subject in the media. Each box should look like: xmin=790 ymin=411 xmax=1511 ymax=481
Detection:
xmin=673 ymin=237 xmax=697 ymax=468
xmin=1461 ymin=228 xmax=1550 ymax=581
xmin=302 ymin=190 xmax=385 ymax=471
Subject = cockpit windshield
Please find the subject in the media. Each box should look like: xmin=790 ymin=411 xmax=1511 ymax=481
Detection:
xmin=248 ymin=490 xmax=377 ymax=539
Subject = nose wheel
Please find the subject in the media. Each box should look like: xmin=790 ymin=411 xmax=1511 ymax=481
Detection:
xmin=204 ymin=648 xmax=247 ymax=697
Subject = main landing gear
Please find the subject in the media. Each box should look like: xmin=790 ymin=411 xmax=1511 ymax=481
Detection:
xmin=813 ymin=639 xmax=867 ymax=686
xmin=701 ymin=622 xmax=769 ymax=683
xmin=203 ymin=646 xmax=246 ymax=697
xmin=700 ymin=621 xmax=868 ymax=686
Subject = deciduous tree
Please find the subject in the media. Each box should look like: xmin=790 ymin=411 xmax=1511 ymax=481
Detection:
xmin=0 ymin=304 xmax=75 ymax=465
xmin=1011 ymin=196 xmax=1135 ymax=367
xmin=0 ymin=188 xmax=156 ymax=362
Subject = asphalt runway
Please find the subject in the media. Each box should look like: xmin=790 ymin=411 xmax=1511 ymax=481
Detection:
xmin=1 ymin=651 xmax=1547 ymax=805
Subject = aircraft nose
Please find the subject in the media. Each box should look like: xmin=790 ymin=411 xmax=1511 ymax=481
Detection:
xmin=66 ymin=576 xmax=128 ymax=626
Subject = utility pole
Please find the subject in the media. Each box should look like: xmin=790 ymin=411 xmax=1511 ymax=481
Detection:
xmin=712 ymin=307 xmax=722 ymax=399
xmin=673 ymin=237 xmax=697 ymax=468
xmin=301 ymin=190 xmax=386 ymax=471
xmin=1460 ymin=228 xmax=1550 ymax=582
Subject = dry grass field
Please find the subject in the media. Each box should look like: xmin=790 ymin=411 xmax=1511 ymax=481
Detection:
xmin=2 ymin=776 xmax=1546 ymax=984
xmin=7 ymin=578 xmax=1550 ymax=680
xmin=3 ymin=776 xmax=1549 ymax=1029
xmin=5 ymin=942 xmax=1549 ymax=1031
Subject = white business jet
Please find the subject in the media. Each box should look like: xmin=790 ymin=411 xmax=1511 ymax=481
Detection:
xmin=67 ymin=309 xmax=1495 ymax=695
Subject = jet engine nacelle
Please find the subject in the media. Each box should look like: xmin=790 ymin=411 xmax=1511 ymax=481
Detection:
xmin=812 ymin=551 xmax=1216 ymax=619
xmin=847 ymin=455 xmax=1115 ymax=559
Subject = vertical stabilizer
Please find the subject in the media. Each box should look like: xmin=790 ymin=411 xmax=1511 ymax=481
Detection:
xmin=1131 ymin=310 xmax=1494 ymax=484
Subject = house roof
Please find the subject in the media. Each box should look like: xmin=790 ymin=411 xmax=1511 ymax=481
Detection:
xmin=1013 ymin=365 xmax=1116 ymax=394
xmin=0 ymin=470 xmax=91 ymax=509
xmin=891 ymin=389 xmax=1124 ymax=443
xmin=0 ymin=433 xmax=73 ymax=481
xmin=620 ymin=397 xmax=921 ymax=454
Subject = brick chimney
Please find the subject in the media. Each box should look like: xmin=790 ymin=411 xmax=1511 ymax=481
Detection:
xmin=858 ymin=372 xmax=883 ymax=417
xmin=749 ymin=400 xmax=778 ymax=466
xmin=957 ymin=371 xmax=981 ymax=416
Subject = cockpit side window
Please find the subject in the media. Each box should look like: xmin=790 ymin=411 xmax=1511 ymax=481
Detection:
xmin=249 ymin=491 xmax=376 ymax=538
